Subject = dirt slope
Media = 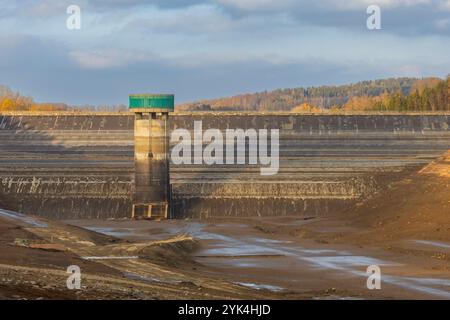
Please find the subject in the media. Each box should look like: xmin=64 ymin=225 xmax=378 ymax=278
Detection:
xmin=331 ymin=151 xmax=450 ymax=244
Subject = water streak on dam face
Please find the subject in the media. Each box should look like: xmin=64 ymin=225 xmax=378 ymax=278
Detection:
xmin=0 ymin=112 xmax=449 ymax=219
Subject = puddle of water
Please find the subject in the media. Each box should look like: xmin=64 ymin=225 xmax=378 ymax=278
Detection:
xmin=235 ymin=282 xmax=284 ymax=292
xmin=82 ymin=256 xmax=139 ymax=260
xmin=215 ymin=223 xmax=247 ymax=228
xmin=203 ymin=244 xmax=285 ymax=257
xmin=0 ymin=209 xmax=48 ymax=228
xmin=124 ymin=272 xmax=182 ymax=285
xmin=314 ymin=295 xmax=363 ymax=300
xmin=84 ymin=227 xmax=134 ymax=238
xmin=249 ymin=237 xmax=291 ymax=244
xmin=230 ymin=260 xmax=262 ymax=268
xmin=413 ymin=240 xmax=450 ymax=250
xmin=311 ymin=261 xmax=450 ymax=299
xmin=405 ymin=277 xmax=450 ymax=287
xmin=194 ymin=225 xmax=450 ymax=298
xmin=383 ymin=275 xmax=450 ymax=299
xmin=80 ymin=225 xmax=180 ymax=241
xmin=301 ymin=256 xmax=392 ymax=270
xmin=197 ymin=257 xmax=275 ymax=268
xmin=72 ymin=221 xmax=450 ymax=299
xmin=195 ymin=232 xmax=237 ymax=242
xmin=300 ymin=249 xmax=341 ymax=255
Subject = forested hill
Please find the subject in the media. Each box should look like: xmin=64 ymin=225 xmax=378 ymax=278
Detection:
xmin=178 ymin=77 xmax=442 ymax=112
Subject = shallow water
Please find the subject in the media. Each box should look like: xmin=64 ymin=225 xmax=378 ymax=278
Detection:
xmin=413 ymin=240 xmax=450 ymax=250
xmin=0 ymin=209 xmax=48 ymax=228
xmin=72 ymin=219 xmax=450 ymax=299
xmin=235 ymin=282 xmax=284 ymax=292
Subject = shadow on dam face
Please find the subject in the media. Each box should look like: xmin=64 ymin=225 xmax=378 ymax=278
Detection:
xmin=0 ymin=114 xmax=133 ymax=219
xmin=0 ymin=112 xmax=449 ymax=220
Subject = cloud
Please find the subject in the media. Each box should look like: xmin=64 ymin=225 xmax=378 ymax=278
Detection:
xmin=0 ymin=0 xmax=206 ymax=21
xmin=124 ymin=4 xmax=234 ymax=33
xmin=0 ymin=0 xmax=72 ymax=19
xmin=0 ymin=35 xmax=70 ymax=70
xmin=216 ymin=0 xmax=433 ymax=11
xmin=440 ymin=0 xmax=450 ymax=9
xmin=0 ymin=0 xmax=449 ymax=106
xmin=329 ymin=0 xmax=432 ymax=10
xmin=215 ymin=0 xmax=296 ymax=11
xmin=211 ymin=0 xmax=448 ymax=36
xmin=0 ymin=36 xmax=407 ymax=105
xmin=435 ymin=18 xmax=450 ymax=29
xmin=2 ymin=0 xmax=448 ymax=36
xmin=88 ymin=0 xmax=205 ymax=9
xmin=69 ymin=50 xmax=146 ymax=69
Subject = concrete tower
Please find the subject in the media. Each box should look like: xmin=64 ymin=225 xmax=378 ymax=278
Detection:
xmin=129 ymin=94 xmax=174 ymax=219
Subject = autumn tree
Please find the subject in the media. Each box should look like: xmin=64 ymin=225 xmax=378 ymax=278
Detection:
xmin=291 ymin=103 xmax=323 ymax=113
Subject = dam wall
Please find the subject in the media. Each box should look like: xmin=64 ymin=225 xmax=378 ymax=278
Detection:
xmin=0 ymin=112 xmax=449 ymax=219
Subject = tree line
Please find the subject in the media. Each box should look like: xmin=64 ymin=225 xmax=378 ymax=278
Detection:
xmin=0 ymin=85 xmax=127 ymax=112
xmin=0 ymin=85 xmax=69 ymax=111
xmin=368 ymin=77 xmax=449 ymax=112
xmin=2 ymin=77 xmax=448 ymax=113
xmin=179 ymin=77 xmax=449 ymax=112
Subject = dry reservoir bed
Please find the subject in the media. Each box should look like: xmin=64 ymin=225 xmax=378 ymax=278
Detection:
xmin=0 ymin=112 xmax=449 ymax=299
xmin=0 ymin=151 xmax=449 ymax=299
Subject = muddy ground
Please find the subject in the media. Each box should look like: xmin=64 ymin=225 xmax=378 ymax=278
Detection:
xmin=0 ymin=152 xmax=449 ymax=300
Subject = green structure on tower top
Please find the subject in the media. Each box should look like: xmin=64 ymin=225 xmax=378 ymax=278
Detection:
xmin=129 ymin=94 xmax=174 ymax=112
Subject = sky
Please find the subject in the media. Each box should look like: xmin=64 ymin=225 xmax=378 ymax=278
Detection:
xmin=0 ymin=0 xmax=449 ymax=106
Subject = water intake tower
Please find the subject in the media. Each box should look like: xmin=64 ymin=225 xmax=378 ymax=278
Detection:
xmin=130 ymin=94 xmax=174 ymax=219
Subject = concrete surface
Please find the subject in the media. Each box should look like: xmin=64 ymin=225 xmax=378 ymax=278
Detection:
xmin=0 ymin=113 xmax=449 ymax=219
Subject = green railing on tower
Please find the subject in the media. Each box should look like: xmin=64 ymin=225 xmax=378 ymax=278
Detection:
xmin=129 ymin=94 xmax=174 ymax=112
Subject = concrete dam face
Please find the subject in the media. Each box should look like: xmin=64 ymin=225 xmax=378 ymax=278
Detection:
xmin=0 ymin=113 xmax=449 ymax=219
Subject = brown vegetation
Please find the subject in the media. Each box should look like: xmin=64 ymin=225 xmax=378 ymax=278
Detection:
xmin=178 ymin=77 xmax=449 ymax=113
xmin=0 ymin=85 xmax=127 ymax=112
xmin=0 ymin=85 xmax=70 ymax=112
